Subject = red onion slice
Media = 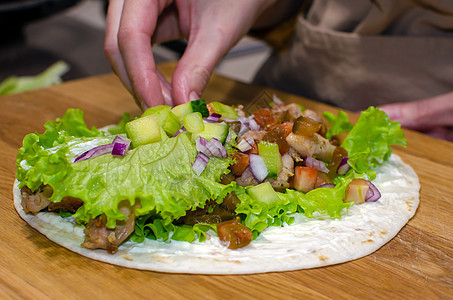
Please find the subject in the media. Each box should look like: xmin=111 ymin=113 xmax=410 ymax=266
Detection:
xmin=248 ymin=154 xmax=268 ymax=182
xmin=305 ymin=156 xmax=329 ymax=173
xmin=173 ymin=127 xmax=187 ymax=137
xmin=74 ymin=143 xmax=114 ymax=163
xmin=192 ymin=152 xmax=210 ymax=176
xmin=337 ymin=157 xmax=350 ymax=175
xmin=365 ymin=180 xmax=381 ymax=202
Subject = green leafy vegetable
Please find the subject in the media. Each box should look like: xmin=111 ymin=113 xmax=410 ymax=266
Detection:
xmin=341 ymin=107 xmax=407 ymax=178
xmin=323 ymin=110 xmax=353 ymax=140
xmin=108 ymin=112 xmax=132 ymax=135
xmin=0 ymin=61 xmax=69 ymax=95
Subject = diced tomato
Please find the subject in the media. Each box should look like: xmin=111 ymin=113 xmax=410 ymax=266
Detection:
xmin=230 ymin=152 xmax=250 ymax=176
xmin=217 ymin=218 xmax=253 ymax=249
xmin=253 ymin=108 xmax=274 ymax=128
xmin=281 ymin=122 xmax=293 ymax=137
xmin=344 ymin=179 xmax=369 ymax=204
xmin=292 ymin=166 xmax=318 ymax=193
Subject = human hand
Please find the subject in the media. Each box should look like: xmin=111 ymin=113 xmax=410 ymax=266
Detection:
xmin=104 ymin=0 xmax=277 ymax=109
xmin=380 ymin=92 xmax=453 ymax=141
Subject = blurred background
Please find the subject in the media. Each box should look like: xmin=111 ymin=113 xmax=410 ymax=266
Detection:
xmin=0 ymin=0 xmax=271 ymax=85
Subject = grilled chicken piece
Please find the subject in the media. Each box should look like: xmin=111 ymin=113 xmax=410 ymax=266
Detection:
xmin=265 ymin=153 xmax=294 ymax=190
xmin=286 ymin=132 xmax=336 ymax=162
xmin=82 ymin=200 xmax=138 ymax=254
xmin=21 ymin=185 xmax=52 ymax=213
xmin=48 ymin=196 xmax=83 ymax=213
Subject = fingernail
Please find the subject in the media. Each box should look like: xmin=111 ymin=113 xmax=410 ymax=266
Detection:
xmin=189 ymin=91 xmax=199 ymax=102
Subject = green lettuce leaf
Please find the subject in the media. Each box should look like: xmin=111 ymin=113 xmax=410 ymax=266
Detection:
xmin=16 ymin=109 xmax=104 ymax=191
xmin=0 ymin=61 xmax=69 ymax=95
xmin=341 ymin=107 xmax=407 ymax=177
xmin=323 ymin=110 xmax=353 ymax=140
xmin=107 ymin=112 xmax=132 ymax=135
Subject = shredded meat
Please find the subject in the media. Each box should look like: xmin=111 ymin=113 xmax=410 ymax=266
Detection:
xmin=48 ymin=196 xmax=83 ymax=213
xmin=82 ymin=200 xmax=138 ymax=254
xmin=21 ymin=185 xmax=83 ymax=214
xmin=21 ymin=186 xmax=52 ymax=213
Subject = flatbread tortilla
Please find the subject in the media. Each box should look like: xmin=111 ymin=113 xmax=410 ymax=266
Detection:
xmin=13 ymin=153 xmax=419 ymax=274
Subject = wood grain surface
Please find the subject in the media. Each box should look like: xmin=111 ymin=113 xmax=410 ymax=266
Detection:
xmin=0 ymin=62 xmax=452 ymax=299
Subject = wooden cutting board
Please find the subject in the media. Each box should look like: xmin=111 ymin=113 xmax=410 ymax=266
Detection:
xmin=0 ymin=62 xmax=451 ymax=299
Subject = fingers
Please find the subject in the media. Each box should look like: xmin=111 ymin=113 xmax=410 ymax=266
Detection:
xmin=105 ymin=0 xmax=178 ymax=109
xmin=105 ymin=0 xmax=132 ymax=93
xmin=380 ymin=92 xmax=453 ymax=130
xmin=117 ymin=0 xmax=167 ymax=108
xmin=170 ymin=5 xmax=251 ymax=105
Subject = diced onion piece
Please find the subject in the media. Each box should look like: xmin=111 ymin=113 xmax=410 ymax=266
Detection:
xmin=337 ymin=157 xmax=350 ymax=175
xmin=210 ymin=138 xmax=228 ymax=158
xmin=196 ymin=136 xmax=213 ymax=156
xmin=305 ymin=156 xmax=329 ymax=173
xmin=192 ymin=152 xmax=210 ymax=176
xmin=238 ymin=123 xmax=250 ymax=137
xmin=248 ymin=154 xmax=268 ymax=182
xmin=204 ymin=113 xmax=222 ymax=123
xmin=237 ymin=138 xmax=252 ymax=152
xmin=318 ymin=183 xmax=335 ymax=189
xmin=196 ymin=136 xmax=227 ymax=158
xmin=111 ymin=135 xmax=131 ymax=156
xmin=272 ymin=94 xmax=284 ymax=105
xmin=74 ymin=143 xmax=114 ymax=163
xmin=247 ymin=118 xmax=260 ymax=131
xmin=112 ymin=143 xmax=128 ymax=156
xmin=365 ymin=180 xmax=381 ymax=202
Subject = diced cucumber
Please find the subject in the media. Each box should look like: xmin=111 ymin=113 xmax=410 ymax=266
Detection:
xmin=192 ymin=122 xmax=229 ymax=143
xmin=171 ymin=99 xmax=209 ymax=121
xmin=125 ymin=115 xmax=161 ymax=148
xmin=208 ymin=101 xmax=238 ymax=120
xmin=183 ymin=112 xmax=205 ymax=133
xmin=258 ymin=141 xmax=283 ymax=178
xmin=142 ymin=105 xmax=181 ymax=136
xmin=246 ymin=182 xmax=281 ymax=205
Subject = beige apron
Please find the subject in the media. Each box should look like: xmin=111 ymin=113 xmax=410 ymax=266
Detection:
xmin=254 ymin=0 xmax=453 ymax=111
